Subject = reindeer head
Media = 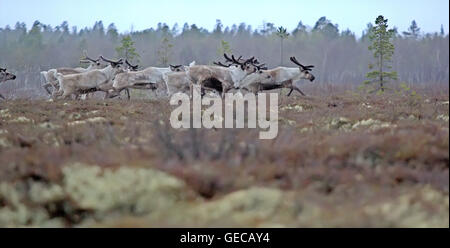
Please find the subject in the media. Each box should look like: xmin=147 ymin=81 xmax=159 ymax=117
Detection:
xmin=80 ymin=51 xmax=104 ymax=68
xmin=223 ymin=54 xmax=262 ymax=74
xmin=0 ymin=67 xmax=16 ymax=83
xmin=100 ymin=56 xmax=124 ymax=71
xmin=290 ymin=57 xmax=315 ymax=82
xmin=169 ymin=64 xmax=185 ymax=72
xmin=125 ymin=60 xmax=139 ymax=71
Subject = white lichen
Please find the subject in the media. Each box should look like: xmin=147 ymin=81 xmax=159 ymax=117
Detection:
xmin=67 ymin=117 xmax=108 ymax=126
xmin=9 ymin=116 xmax=34 ymax=124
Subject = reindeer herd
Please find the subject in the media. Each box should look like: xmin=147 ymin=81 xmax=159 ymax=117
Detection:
xmin=0 ymin=52 xmax=315 ymax=101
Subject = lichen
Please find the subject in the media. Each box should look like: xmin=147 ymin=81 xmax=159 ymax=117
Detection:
xmin=436 ymin=115 xmax=449 ymax=122
xmin=67 ymin=117 xmax=108 ymax=126
xmin=9 ymin=116 xmax=34 ymax=124
xmin=280 ymin=104 xmax=305 ymax=112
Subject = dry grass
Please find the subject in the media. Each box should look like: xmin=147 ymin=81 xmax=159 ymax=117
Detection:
xmin=0 ymin=83 xmax=448 ymax=227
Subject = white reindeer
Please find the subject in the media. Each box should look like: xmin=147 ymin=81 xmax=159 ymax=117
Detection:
xmin=0 ymin=67 xmax=16 ymax=100
xmin=236 ymin=56 xmax=315 ymax=96
xmin=111 ymin=61 xmax=196 ymax=98
xmin=52 ymin=56 xmax=124 ymax=99
xmin=41 ymin=53 xmax=105 ymax=97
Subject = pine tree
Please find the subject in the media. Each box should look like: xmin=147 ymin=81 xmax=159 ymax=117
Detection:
xmin=157 ymin=36 xmax=173 ymax=66
xmin=115 ymin=35 xmax=140 ymax=63
xmin=276 ymin=26 xmax=289 ymax=66
xmin=364 ymin=15 xmax=398 ymax=92
xmin=216 ymin=40 xmax=231 ymax=57
xmin=107 ymin=23 xmax=119 ymax=42
xmin=402 ymin=20 xmax=420 ymax=38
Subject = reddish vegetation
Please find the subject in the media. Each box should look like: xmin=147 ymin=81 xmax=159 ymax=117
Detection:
xmin=0 ymin=83 xmax=448 ymax=226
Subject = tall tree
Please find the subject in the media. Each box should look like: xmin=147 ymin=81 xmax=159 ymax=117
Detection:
xmin=292 ymin=21 xmax=307 ymax=36
xmin=276 ymin=26 xmax=289 ymax=66
xmin=364 ymin=15 xmax=398 ymax=92
xmin=157 ymin=36 xmax=173 ymax=66
xmin=216 ymin=40 xmax=231 ymax=57
xmin=213 ymin=19 xmax=223 ymax=37
xmin=115 ymin=35 xmax=140 ymax=63
xmin=107 ymin=23 xmax=119 ymax=42
xmin=403 ymin=20 xmax=420 ymax=38
xmin=313 ymin=16 xmax=339 ymax=38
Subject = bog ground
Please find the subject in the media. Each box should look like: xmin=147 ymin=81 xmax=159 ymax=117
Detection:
xmin=0 ymin=86 xmax=448 ymax=227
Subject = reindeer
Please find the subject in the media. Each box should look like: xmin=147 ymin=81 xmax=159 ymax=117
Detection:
xmin=52 ymin=56 xmax=124 ymax=99
xmin=0 ymin=67 xmax=16 ymax=100
xmin=163 ymin=71 xmax=193 ymax=97
xmin=111 ymin=61 xmax=195 ymax=99
xmin=41 ymin=53 xmax=105 ymax=97
xmin=186 ymin=54 xmax=262 ymax=97
xmin=236 ymin=56 xmax=315 ymax=96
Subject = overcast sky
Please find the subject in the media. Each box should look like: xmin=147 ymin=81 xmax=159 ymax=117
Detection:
xmin=0 ymin=0 xmax=448 ymax=36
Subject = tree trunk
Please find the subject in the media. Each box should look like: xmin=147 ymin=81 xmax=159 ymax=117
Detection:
xmin=280 ymin=38 xmax=283 ymax=66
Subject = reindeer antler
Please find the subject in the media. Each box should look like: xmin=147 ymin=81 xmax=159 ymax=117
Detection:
xmin=255 ymin=63 xmax=267 ymax=70
xmin=81 ymin=50 xmax=100 ymax=62
xmin=100 ymin=55 xmax=123 ymax=64
xmin=213 ymin=61 xmax=232 ymax=67
xmin=224 ymin=53 xmax=234 ymax=63
xmin=290 ymin=57 xmax=314 ymax=71
xmin=125 ymin=59 xmax=138 ymax=70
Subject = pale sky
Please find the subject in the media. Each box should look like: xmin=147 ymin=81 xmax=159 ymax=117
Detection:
xmin=0 ymin=0 xmax=448 ymax=36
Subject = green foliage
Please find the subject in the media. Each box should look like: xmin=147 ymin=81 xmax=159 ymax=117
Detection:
xmin=402 ymin=20 xmax=420 ymax=39
xmin=115 ymin=35 xmax=140 ymax=63
xmin=0 ymin=18 xmax=448 ymax=86
xmin=276 ymin=26 xmax=289 ymax=66
xmin=364 ymin=15 xmax=397 ymax=93
xmin=107 ymin=23 xmax=119 ymax=42
xmin=313 ymin=17 xmax=339 ymax=38
xmin=157 ymin=36 xmax=173 ymax=66
xmin=216 ymin=40 xmax=231 ymax=57
xmin=395 ymin=82 xmax=422 ymax=108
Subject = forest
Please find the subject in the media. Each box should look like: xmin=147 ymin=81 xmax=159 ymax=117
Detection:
xmin=0 ymin=17 xmax=448 ymax=98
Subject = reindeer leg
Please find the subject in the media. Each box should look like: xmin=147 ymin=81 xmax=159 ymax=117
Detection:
xmin=43 ymin=83 xmax=52 ymax=95
xmin=126 ymin=88 xmax=130 ymax=100
xmin=295 ymin=87 xmax=306 ymax=96
xmin=287 ymin=88 xmax=294 ymax=96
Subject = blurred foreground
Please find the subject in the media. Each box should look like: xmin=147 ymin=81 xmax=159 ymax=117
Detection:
xmin=0 ymin=85 xmax=448 ymax=227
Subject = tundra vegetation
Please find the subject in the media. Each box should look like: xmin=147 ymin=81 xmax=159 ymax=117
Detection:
xmin=0 ymin=83 xmax=448 ymax=227
xmin=0 ymin=16 xmax=448 ymax=227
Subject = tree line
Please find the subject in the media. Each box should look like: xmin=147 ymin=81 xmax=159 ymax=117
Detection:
xmin=0 ymin=17 xmax=448 ymax=97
